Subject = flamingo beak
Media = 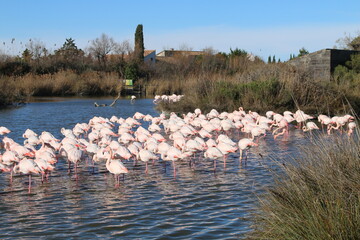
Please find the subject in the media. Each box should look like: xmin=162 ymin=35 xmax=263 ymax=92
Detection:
xmin=24 ymin=152 xmax=35 ymax=157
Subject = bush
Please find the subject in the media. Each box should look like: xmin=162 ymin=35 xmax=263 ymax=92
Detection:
xmin=0 ymin=61 xmax=31 ymax=76
xmin=248 ymin=134 xmax=360 ymax=239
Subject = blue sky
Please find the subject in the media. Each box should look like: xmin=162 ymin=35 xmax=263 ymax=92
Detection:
xmin=1 ymin=0 xmax=359 ymax=60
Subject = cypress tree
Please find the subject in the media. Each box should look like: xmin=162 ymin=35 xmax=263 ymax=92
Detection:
xmin=134 ymin=24 xmax=144 ymax=63
xmin=268 ymin=55 xmax=271 ymax=63
xmin=272 ymin=55 xmax=276 ymax=63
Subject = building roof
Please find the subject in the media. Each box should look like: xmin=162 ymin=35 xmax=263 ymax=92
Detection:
xmin=144 ymin=50 xmax=156 ymax=57
xmin=156 ymin=49 xmax=205 ymax=57
xmin=107 ymin=50 xmax=156 ymax=61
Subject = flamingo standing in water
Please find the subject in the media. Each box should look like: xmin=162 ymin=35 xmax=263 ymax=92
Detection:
xmin=67 ymin=145 xmax=83 ymax=179
xmin=13 ymin=159 xmax=42 ymax=193
xmin=216 ymin=142 xmax=237 ymax=169
xmin=105 ymin=147 xmax=129 ymax=187
xmin=272 ymin=118 xmax=289 ymax=140
xmin=138 ymin=149 xmax=158 ymax=173
xmin=204 ymin=146 xmax=223 ymax=172
xmin=163 ymin=146 xmax=183 ymax=178
xmin=238 ymin=138 xmax=258 ymax=162
xmin=347 ymin=122 xmax=356 ymax=136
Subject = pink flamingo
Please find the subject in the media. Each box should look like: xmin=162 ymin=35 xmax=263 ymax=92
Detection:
xmin=138 ymin=149 xmax=158 ymax=173
xmin=0 ymin=126 xmax=11 ymax=135
xmin=217 ymin=142 xmax=237 ymax=169
xmin=2 ymin=150 xmax=20 ymax=183
xmin=238 ymin=138 xmax=258 ymax=162
xmin=105 ymin=147 xmax=129 ymax=187
xmin=34 ymin=158 xmax=55 ymax=183
xmin=67 ymin=146 xmax=83 ymax=179
xmin=302 ymin=122 xmax=319 ymax=132
xmin=163 ymin=146 xmax=183 ymax=178
xmin=13 ymin=159 xmax=42 ymax=193
xmin=204 ymin=146 xmax=224 ymax=172
xmin=348 ymin=122 xmax=356 ymax=136
xmin=272 ymin=118 xmax=289 ymax=140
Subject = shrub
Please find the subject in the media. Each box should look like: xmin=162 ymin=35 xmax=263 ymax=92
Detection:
xmin=248 ymin=134 xmax=360 ymax=239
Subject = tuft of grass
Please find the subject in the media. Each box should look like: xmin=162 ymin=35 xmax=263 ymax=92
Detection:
xmin=247 ymin=132 xmax=360 ymax=240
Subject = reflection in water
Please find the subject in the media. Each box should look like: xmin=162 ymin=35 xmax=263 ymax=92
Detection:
xmin=0 ymin=98 xmax=317 ymax=239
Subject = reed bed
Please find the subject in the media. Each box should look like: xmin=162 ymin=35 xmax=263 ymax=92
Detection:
xmin=3 ymin=70 xmax=122 ymax=98
xmin=150 ymin=63 xmax=359 ymax=115
xmin=247 ymin=131 xmax=360 ymax=240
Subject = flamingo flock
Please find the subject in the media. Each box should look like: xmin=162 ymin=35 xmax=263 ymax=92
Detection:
xmin=0 ymin=107 xmax=356 ymax=193
xmin=153 ymin=94 xmax=184 ymax=104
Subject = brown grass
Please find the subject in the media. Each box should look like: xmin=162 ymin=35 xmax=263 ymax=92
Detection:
xmin=148 ymin=62 xmax=360 ymax=115
xmin=247 ymin=130 xmax=360 ymax=240
xmin=9 ymin=70 xmax=122 ymax=98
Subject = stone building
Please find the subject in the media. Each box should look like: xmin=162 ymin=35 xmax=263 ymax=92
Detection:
xmin=288 ymin=48 xmax=360 ymax=81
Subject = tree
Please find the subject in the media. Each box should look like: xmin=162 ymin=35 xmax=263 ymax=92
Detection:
xmin=298 ymin=47 xmax=309 ymax=57
xmin=26 ymin=39 xmax=47 ymax=61
xmin=114 ymin=40 xmax=133 ymax=58
xmin=124 ymin=62 xmax=139 ymax=80
xmin=335 ymin=31 xmax=360 ymax=50
xmin=22 ymin=48 xmax=32 ymax=63
xmin=88 ymin=33 xmax=117 ymax=67
xmin=229 ymin=48 xmax=247 ymax=57
xmin=202 ymin=47 xmax=216 ymax=55
xmin=134 ymin=24 xmax=144 ymax=63
xmin=272 ymin=55 xmax=276 ymax=63
xmin=55 ymin=38 xmax=84 ymax=69
xmin=268 ymin=55 xmax=272 ymax=63
xmin=350 ymin=36 xmax=360 ymax=50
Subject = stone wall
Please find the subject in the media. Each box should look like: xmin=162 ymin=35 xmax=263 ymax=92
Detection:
xmin=288 ymin=49 xmax=360 ymax=81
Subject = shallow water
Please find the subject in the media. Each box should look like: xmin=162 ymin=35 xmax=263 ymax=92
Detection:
xmin=0 ymin=98 xmax=311 ymax=239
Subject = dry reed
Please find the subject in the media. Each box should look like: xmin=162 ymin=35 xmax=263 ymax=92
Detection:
xmin=247 ymin=130 xmax=360 ymax=239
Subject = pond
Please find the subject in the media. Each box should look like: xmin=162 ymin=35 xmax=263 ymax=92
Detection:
xmin=0 ymin=97 xmax=311 ymax=239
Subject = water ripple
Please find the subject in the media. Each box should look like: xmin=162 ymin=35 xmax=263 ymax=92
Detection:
xmin=0 ymin=98 xmax=312 ymax=239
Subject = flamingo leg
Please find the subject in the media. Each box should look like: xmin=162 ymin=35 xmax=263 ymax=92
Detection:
xmin=74 ymin=163 xmax=78 ymax=180
xmin=28 ymin=174 xmax=32 ymax=194
xmin=114 ymin=174 xmax=119 ymax=188
xmin=10 ymin=169 xmax=13 ymax=184
xmin=145 ymin=162 xmax=148 ymax=174
xmin=173 ymin=160 xmax=176 ymax=178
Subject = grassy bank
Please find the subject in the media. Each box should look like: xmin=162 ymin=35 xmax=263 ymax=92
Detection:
xmin=148 ymin=63 xmax=360 ymax=115
xmin=0 ymin=70 xmax=122 ymax=106
xmin=247 ymin=133 xmax=360 ymax=239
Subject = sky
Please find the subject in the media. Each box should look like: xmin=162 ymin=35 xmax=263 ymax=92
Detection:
xmin=1 ymin=0 xmax=360 ymax=61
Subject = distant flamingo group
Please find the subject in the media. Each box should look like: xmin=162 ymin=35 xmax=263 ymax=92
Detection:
xmin=0 ymin=106 xmax=356 ymax=193
xmin=153 ymin=94 xmax=184 ymax=104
